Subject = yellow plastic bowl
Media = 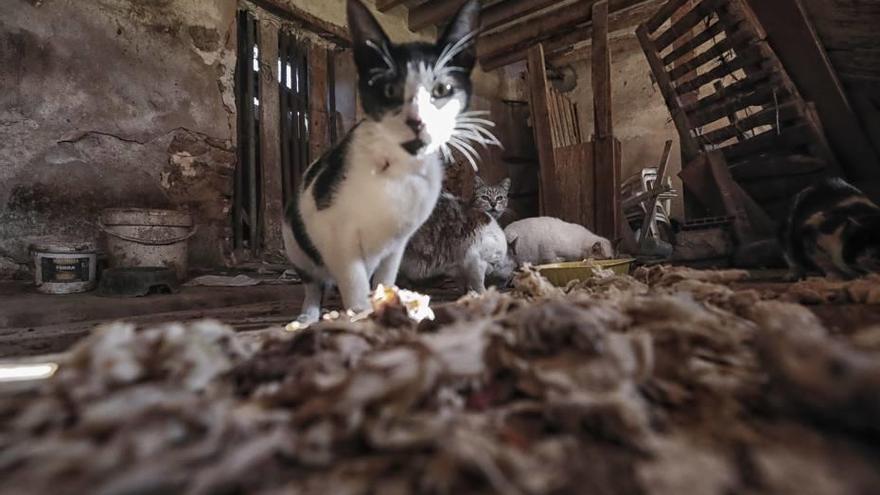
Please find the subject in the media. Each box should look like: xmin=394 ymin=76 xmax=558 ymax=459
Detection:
xmin=536 ymin=259 xmax=635 ymax=287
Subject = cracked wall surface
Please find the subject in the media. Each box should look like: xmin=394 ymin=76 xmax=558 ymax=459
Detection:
xmin=0 ymin=0 xmax=500 ymax=278
xmin=0 ymin=0 xmax=239 ymax=275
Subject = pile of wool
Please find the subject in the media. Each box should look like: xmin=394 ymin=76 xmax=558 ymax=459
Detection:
xmin=2 ymin=267 xmax=879 ymax=495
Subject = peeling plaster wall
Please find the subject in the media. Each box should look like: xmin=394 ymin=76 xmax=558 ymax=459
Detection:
xmin=0 ymin=0 xmax=239 ymax=274
xmin=0 ymin=0 xmax=504 ymax=277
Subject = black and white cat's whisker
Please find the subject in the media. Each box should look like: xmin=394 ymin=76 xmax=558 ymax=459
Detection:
xmin=448 ymin=137 xmax=481 ymax=172
xmin=454 ymin=124 xmax=502 ymax=148
xmin=366 ymin=39 xmax=396 ymax=73
xmin=456 ymin=118 xmax=497 ymax=129
xmin=447 ymin=139 xmax=480 ymax=172
xmin=435 ymin=29 xmax=479 ymax=74
xmin=454 ymin=129 xmax=494 ymax=151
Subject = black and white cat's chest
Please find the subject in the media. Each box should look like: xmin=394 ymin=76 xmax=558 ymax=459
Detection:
xmin=302 ymin=125 xmax=444 ymax=256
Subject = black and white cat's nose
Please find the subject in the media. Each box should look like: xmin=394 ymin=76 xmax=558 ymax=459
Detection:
xmin=406 ymin=117 xmax=425 ymax=134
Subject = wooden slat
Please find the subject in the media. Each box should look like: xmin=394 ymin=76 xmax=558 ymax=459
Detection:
xmin=636 ymin=23 xmax=702 ymax=159
xmin=722 ymin=122 xmax=814 ymax=163
xmin=259 ymin=22 xmax=284 ymax=255
xmin=593 ymin=0 xmax=612 ymax=140
xmin=555 ymin=144 xmax=591 ymax=225
xmin=478 ymin=0 xmax=595 ymax=62
xmin=376 ymin=0 xmax=408 ymax=13
xmin=661 ymin=19 xmax=726 ymax=65
xmin=674 ymin=43 xmax=766 ymax=95
xmin=309 ymin=44 xmax=330 ymax=160
xmin=645 ymin=0 xmax=693 ymax=32
xmin=699 ymin=100 xmax=803 ymax=146
xmin=246 ymin=14 xmax=260 ymax=250
xmin=279 ymin=34 xmax=291 ymax=204
xmin=730 ymin=154 xmax=826 ymax=181
xmin=668 ymin=28 xmax=753 ymax=82
xmin=527 ymin=44 xmax=560 ymax=217
xmin=654 ymin=0 xmax=730 ymax=51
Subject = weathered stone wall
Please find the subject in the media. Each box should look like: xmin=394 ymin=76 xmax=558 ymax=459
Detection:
xmin=0 ymin=0 xmax=239 ymax=275
xmin=0 ymin=0 xmax=468 ymax=278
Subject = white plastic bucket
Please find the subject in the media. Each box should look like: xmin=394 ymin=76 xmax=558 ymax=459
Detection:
xmin=99 ymin=209 xmax=196 ymax=280
xmin=32 ymin=242 xmax=98 ymax=294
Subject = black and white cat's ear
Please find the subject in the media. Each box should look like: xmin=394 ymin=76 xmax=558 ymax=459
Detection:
xmin=500 ymin=178 xmax=511 ymax=191
xmin=347 ymin=0 xmax=393 ymax=74
xmin=437 ymin=0 xmax=481 ymax=72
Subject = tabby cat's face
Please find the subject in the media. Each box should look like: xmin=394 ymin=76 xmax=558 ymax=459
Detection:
xmin=348 ymin=0 xmax=491 ymax=160
xmin=473 ymin=177 xmax=510 ymax=220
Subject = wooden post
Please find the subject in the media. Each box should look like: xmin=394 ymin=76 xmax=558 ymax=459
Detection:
xmin=258 ymin=21 xmax=284 ymax=256
xmin=591 ymin=0 xmax=620 ymax=240
xmin=309 ymin=44 xmax=330 ymax=160
xmin=526 ymin=44 xmax=559 ymax=217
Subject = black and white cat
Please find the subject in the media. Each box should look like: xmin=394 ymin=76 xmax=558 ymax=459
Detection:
xmin=780 ymin=177 xmax=880 ymax=280
xmin=283 ymin=0 xmax=487 ymax=323
xmin=398 ymin=191 xmax=515 ymax=293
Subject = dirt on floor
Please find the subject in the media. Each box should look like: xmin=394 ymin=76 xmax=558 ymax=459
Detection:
xmin=1 ymin=266 xmax=879 ymax=494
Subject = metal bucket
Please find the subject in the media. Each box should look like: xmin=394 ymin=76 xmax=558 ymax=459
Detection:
xmin=99 ymin=209 xmax=196 ymax=281
xmin=32 ymin=242 xmax=98 ymax=294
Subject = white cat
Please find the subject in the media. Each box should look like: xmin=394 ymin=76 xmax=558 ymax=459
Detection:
xmin=504 ymin=217 xmax=614 ymax=265
xmin=282 ymin=0 xmax=485 ymax=323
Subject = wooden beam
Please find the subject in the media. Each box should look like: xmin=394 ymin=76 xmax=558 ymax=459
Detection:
xmin=479 ymin=0 xmax=663 ymax=71
xmin=410 ymin=0 xmax=561 ymax=33
xmin=592 ymin=0 xmax=612 ymax=140
xmin=478 ymin=0 xmax=596 ymax=62
xmin=258 ymin=21 xmax=285 ymax=256
xmin=591 ymin=0 xmax=620 ymax=240
xmin=309 ymin=44 xmax=331 ymax=160
xmin=526 ymin=44 xmax=560 ymax=217
xmin=250 ymin=0 xmax=351 ymax=46
xmin=377 ymin=0 xmax=408 ymax=13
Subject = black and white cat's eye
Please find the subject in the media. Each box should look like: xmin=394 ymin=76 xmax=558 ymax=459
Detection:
xmin=432 ymin=82 xmax=454 ymax=99
xmin=384 ymin=83 xmax=402 ymax=100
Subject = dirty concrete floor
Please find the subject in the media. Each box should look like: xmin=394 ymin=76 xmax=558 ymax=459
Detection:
xmin=0 ymin=279 xmax=466 ymax=358
xmin=3 ymin=273 xmax=880 ymax=359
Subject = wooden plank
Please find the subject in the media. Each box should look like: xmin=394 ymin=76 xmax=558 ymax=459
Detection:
xmin=722 ymin=123 xmax=814 ymax=163
xmin=309 ymin=44 xmax=330 ymax=160
xmin=554 ymin=144 xmax=590 ymax=225
xmin=592 ymin=0 xmax=612 ymax=140
xmin=644 ymin=0 xmax=693 ymax=33
xmin=687 ymin=78 xmax=780 ymax=128
xmin=526 ymin=44 xmax=560 ymax=217
xmin=258 ymin=22 xmax=284 ymax=256
xmin=653 ymin=0 xmax=727 ymax=50
xmin=668 ymin=28 xmax=754 ymax=82
xmin=233 ymin=10 xmax=248 ymax=250
xmin=377 ymin=0 xmax=408 ymax=13
xmin=250 ymin=0 xmax=350 ymax=47
xmin=478 ymin=0 xmax=596 ymax=62
xmin=481 ymin=0 xmax=666 ymax=70
xmin=661 ymin=18 xmax=726 ymax=66
xmin=731 ymin=154 xmax=826 ymax=181
xmin=674 ymin=43 xmax=766 ymax=95
xmin=410 ymin=0 xmax=560 ymax=33
xmin=636 ymin=23 xmax=701 ymax=159
xmin=699 ymin=100 xmax=804 ymax=146
xmin=245 ymin=14 xmax=260 ymax=251
xmin=279 ymin=33 xmax=291 ymax=204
